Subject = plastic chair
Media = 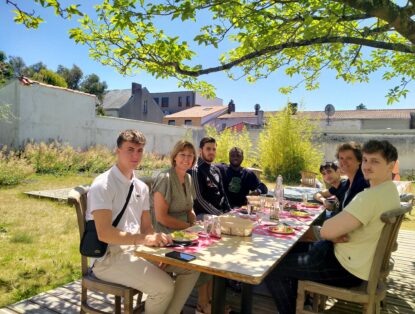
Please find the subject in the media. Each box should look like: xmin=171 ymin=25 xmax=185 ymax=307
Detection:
xmin=68 ymin=185 xmax=144 ymax=314
xmin=300 ymin=171 xmax=318 ymax=188
xmin=296 ymin=203 xmax=413 ymax=314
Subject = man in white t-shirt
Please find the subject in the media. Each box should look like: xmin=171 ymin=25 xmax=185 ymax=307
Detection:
xmin=87 ymin=129 xmax=199 ymax=314
xmin=264 ymin=140 xmax=400 ymax=314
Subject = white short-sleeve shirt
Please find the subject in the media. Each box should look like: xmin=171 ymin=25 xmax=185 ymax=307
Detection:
xmin=86 ymin=165 xmax=149 ymax=235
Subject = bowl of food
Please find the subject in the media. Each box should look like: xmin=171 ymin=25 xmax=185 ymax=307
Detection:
xmin=268 ymin=224 xmax=295 ymax=234
xmin=171 ymin=231 xmax=199 ymax=244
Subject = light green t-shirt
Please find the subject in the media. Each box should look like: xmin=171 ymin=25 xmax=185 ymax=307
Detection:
xmin=335 ymin=180 xmax=400 ymax=280
xmin=150 ymin=167 xmax=195 ymax=233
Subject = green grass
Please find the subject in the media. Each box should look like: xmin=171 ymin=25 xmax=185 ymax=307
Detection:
xmin=0 ymin=173 xmax=94 ymax=307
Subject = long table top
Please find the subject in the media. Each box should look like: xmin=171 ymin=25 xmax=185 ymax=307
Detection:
xmin=134 ymin=205 xmax=324 ymax=285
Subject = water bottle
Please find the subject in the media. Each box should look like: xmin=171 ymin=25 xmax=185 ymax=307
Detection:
xmin=274 ymin=175 xmax=284 ymax=206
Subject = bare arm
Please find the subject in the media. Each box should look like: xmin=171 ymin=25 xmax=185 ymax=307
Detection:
xmin=320 ymin=210 xmax=362 ymax=241
xmin=93 ymin=209 xmax=171 ymax=247
xmin=313 ymin=189 xmax=333 ymax=204
xmin=153 ymin=191 xmax=191 ymax=229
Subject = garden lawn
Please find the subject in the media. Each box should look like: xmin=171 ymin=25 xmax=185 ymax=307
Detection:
xmin=0 ymin=174 xmax=94 ymax=307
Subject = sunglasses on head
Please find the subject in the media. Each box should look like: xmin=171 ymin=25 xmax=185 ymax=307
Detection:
xmin=320 ymin=162 xmax=338 ymax=172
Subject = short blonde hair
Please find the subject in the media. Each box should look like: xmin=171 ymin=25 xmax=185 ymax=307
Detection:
xmin=170 ymin=140 xmax=196 ymax=167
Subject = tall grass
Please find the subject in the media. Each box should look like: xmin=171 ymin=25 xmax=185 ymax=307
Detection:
xmin=0 ymin=142 xmax=170 ymax=186
xmin=0 ymin=149 xmax=34 ymax=185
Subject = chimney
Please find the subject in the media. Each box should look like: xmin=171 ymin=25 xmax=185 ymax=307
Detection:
xmin=254 ymin=103 xmax=260 ymax=115
xmin=132 ymin=83 xmax=142 ymax=94
xmin=228 ymin=99 xmax=235 ymax=113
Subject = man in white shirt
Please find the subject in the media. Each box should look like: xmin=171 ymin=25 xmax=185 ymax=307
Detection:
xmin=264 ymin=140 xmax=400 ymax=314
xmin=87 ymin=129 xmax=199 ymax=314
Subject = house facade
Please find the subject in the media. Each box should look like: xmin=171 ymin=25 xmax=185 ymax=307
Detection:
xmin=163 ymin=105 xmax=229 ymax=127
xmin=151 ymin=91 xmax=223 ymax=115
xmin=102 ymin=83 xmax=223 ymax=121
xmin=103 ymin=83 xmax=165 ymax=123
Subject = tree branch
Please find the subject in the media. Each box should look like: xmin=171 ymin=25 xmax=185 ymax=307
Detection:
xmin=337 ymin=0 xmax=415 ymax=44
xmin=162 ymin=36 xmax=415 ymax=77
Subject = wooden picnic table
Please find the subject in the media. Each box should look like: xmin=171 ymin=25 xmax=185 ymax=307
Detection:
xmin=134 ymin=204 xmax=324 ymax=314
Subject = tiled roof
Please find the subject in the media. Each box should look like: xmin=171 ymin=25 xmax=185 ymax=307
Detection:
xmin=164 ymin=105 xmax=228 ymax=118
xmin=215 ymin=108 xmax=414 ymax=121
xmin=18 ymin=77 xmax=96 ymax=98
xmin=102 ymin=89 xmax=131 ymax=109
xmin=218 ymin=112 xmax=258 ymax=119
xmin=266 ymin=109 xmax=415 ymax=120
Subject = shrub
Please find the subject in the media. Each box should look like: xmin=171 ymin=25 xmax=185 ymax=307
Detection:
xmin=205 ymin=125 xmax=255 ymax=167
xmin=0 ymin=149 xmax=34 ymax=185
xmin=23 ymin=142 xmax=78 ymax=174
xmin=78 ymin=145 xmax=115 ymax=174
xmin=139 ymin=152 xmax=170 ymax=175
xmin=258 ymin=105 xmax=323 ymax=182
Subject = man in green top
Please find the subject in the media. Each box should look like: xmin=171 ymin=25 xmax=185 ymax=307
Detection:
xmin=264 ymin=139 xmax=400 ymax=314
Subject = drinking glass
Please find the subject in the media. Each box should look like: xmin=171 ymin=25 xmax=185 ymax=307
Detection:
xmin=302 ymin=192 xmax=308 ymax=204
xmin=203 ymin=214 xmax=213 ymax=233
xmin=260 ymin=195 xmax=266 ymax=210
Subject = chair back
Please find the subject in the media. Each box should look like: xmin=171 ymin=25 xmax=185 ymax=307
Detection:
xmin=366 ymin=203 xmax=412 ymax=296
xmin=68 ymin=185 xmax=90 ymax=276
xmin=300 ymin=171 xmax=317 ymax=188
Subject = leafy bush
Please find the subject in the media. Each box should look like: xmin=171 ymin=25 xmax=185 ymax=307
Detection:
xmin=23 ymin=142 xmax=79 ymax=174
xmin=0 ymin=149 xmax=34 ymax=185
xmin=78 ymin=145 xmax=115 ymax=174
xmin=139 ymin=152 xmax=170 ymax=175
xmin=205 ymin=125 xmax=255 ymax=167
xmin=258 ymin=105 xmax=323 ymax=182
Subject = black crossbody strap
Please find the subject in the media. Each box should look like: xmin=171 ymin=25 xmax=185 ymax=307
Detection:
xmin=112 ymin=183 xmax=134 ymax=228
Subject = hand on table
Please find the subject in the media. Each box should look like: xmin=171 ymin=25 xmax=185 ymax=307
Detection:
xmin=144 ymin=232 xmax=172 ymax=247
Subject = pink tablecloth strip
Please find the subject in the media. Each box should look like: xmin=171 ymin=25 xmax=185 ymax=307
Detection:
xmin=171 ymin=233 xmax=220 ymax=254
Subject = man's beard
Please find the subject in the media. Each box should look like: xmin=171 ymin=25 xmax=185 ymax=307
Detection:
xmin=202 ymin=153 xmax=215 ymax=163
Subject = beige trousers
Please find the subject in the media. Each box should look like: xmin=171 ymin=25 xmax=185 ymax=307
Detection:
xmin=93 ymin=245 xmax=200 ymax=314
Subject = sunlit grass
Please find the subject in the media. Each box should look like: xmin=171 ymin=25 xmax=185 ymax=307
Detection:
xmin=0 ymin=173 xmax=94 ymax=307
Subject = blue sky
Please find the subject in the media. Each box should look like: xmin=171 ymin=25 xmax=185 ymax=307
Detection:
xmin=1 ymin=2 xmax=414 ymax=112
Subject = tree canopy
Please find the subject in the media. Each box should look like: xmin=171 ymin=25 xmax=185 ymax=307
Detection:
xmin=7 ymin=0 xmax=415 ymax=103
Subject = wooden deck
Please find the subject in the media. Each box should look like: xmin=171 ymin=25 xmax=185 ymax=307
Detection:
xmin=1 ymin=230 xmax=414 ymax=314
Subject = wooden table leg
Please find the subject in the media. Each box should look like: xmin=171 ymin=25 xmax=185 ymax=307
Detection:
xmin=241 ymin=283 xmax=253 ymax=314
xmin=212 ymin=276 xmax=226 ymax=314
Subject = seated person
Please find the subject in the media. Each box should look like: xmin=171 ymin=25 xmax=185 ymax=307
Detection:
xmin=151 ymin=140 xmax=218 ymax=314
xmin=216 ymin=147 xmax=268 ymax=208
xmin=335 ymin=141 xmax=369 ymax=211
xmin=188 ymin=137 xmax=231 ymax=216
xmin=264 ymin=140 xmax=400 ymax=314
xmin=89 ymin=129 xmax=199 ymax=314
xmin=313 ymin=161 xmax=346 ymax=218
xmin=151 ymin=139 xmax=197 ymax=233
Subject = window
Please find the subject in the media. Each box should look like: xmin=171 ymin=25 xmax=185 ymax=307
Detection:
xmin=186 ymin=96 xmax=191 ymax=107
xmin=153 ymin=97 xmax=159 ymax=104
xmin=178 ymin=96 xmax=182 ymax=107
xmin=184 ymin=120 xmax=192 ymax=126
xmin=222 ymin=123 xmax=226 ymax=130
xmin=161 ymin=97 xmax=169 ymax=107
xmin=143 ymin=100 xmax=148 ymax=114
xmin=168 ymin=120 xmax=175 ymax=125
